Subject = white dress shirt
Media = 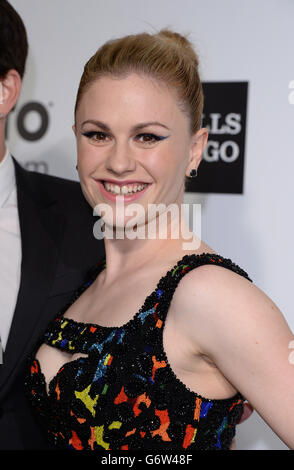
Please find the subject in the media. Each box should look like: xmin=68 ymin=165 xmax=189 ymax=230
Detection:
xmin=0 ymin=148 xmax=22 ymax=351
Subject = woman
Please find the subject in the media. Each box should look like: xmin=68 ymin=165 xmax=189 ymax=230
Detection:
xmin=25 ymin=29 xmax=294 ymax=451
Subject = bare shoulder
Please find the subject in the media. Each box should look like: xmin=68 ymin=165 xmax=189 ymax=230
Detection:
xmin=172 ymin=259 xmax=291 ymax=357
xmin=174 ymin=258 xmax=255 ymax=312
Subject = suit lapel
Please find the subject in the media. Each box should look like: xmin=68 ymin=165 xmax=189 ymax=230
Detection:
xmin=0 ymin=159 xmax=65 ymax=393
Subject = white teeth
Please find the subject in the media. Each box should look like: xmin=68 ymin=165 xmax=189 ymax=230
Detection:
xmin=103 ymin=182 xmax=148 ymax=195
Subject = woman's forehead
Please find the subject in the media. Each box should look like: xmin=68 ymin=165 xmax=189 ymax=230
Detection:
xmin=77 ymin=74 xmax=185 ymax=125
xmin=86 ymin=74 xmax=176 ymax=101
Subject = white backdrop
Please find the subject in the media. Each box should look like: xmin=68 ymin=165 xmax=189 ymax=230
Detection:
xmin=8 ymin=0 xmax=294 ymax=450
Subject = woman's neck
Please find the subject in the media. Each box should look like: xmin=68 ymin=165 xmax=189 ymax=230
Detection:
xmin=98 ymin=211 xmax=203 ymax=284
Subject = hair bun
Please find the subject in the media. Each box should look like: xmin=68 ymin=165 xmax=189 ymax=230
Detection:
xmin=158 ymin=29 xmax=189 ymax=46
xmin=157 ymin=28 xmax=199 ymax=64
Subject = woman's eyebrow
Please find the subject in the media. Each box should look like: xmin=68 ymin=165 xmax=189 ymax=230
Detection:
xmin=81 ymin=120 xmax=170 ymax=132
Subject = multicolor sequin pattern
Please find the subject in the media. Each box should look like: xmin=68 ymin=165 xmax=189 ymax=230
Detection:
xmin=25 ymin=253 xmax=253 ymax=450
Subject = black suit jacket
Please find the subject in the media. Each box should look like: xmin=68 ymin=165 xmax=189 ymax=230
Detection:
xmin=0 ymin=158 xmax=105 ymax=449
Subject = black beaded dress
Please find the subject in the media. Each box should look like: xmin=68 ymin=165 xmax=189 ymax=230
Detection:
xmin=24 ymin=253 xmax=253 ymax=451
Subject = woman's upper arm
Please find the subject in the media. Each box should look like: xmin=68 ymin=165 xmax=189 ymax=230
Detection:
xmin=180 ymin=265 xmax=294 ymax=449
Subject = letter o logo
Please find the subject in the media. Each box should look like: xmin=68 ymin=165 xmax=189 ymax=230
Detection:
xmin=17 ymin=101 xmax=49 ymax=141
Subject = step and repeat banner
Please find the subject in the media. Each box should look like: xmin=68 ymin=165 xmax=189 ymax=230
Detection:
xmin=8 ymin=0 xmax=294 ymax=450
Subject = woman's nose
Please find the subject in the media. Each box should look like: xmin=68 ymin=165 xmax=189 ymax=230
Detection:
xmin=105 ymin=140 xmax=136 ymax=174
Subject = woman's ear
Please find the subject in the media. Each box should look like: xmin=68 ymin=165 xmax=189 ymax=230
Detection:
xmin=186 ymin=127 xmax=208 ymax=177
xmin=72 ymin=124 xmax=77 ymax=136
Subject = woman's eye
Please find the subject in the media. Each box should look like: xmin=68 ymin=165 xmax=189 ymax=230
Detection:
xmin=82 ymin=131 xmax=108 ymax=142
xmin=136 ymin=133 xmax=165 ymax=144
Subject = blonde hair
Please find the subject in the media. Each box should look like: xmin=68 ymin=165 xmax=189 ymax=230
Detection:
xmin=74 ymin=28 xmax=203 ymax=135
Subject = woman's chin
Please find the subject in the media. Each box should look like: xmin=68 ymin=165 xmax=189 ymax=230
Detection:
xmin=99 ymin=219 xmax=149 ymax=238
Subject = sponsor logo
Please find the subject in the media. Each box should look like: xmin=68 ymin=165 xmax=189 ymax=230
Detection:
xmin=186 ymin=82 xmax=248 ymax=194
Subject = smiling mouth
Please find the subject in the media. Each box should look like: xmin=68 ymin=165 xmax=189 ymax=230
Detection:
xmin=101 ymin=180 xmax=150 ymax=195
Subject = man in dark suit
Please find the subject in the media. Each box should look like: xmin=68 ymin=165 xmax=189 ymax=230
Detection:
xmin=0 ymin=1 xmax=105 ymax=449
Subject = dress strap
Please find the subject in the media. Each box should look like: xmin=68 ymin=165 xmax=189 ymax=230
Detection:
xmin=155 ymin=252 xmax=253 ymax=322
